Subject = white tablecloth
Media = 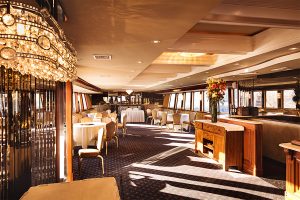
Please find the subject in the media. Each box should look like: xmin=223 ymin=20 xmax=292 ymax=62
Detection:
xmin=73 ymin=122 xmax=106 ymax=148
xmin=121 ymin=110 xmax=145 ymax=123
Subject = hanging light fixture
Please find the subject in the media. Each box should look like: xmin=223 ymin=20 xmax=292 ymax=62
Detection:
xmin=126 ymin=89 xmax=133 ymax=95
xmin=0 ymin=1 xmax=77 ymax=82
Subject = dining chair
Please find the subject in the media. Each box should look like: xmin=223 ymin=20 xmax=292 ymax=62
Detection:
xmin=78 ymin=128 xmax=105 ymax=176
xmin=109 ymin=112 xmax=118 ymax=122
xmin=146 ymin=109 xmax=153 ymax=124
xmin=160 ymin=112 xmax=167 ymax=129
xmin=173 ymin=113 xmax=182 ymax=132
xmin=105 ymin=121 xmax=118 ymax=155
xmin=102 ymin=117 xmax=112 ymax=123
xmin=95 ymin=112 xmax=102 ymax=118
xmin=151 ymin=109 xmax=159 ymax=125
xmin=118 ymin=114 xmax=127 ymax=137
xmin=183 ymin=112 xmax=196 ymax=132
xmin=80 ymin=117 xmax=93 ymax=123
xmin=102 ymin=111 xmax=109 ymax=118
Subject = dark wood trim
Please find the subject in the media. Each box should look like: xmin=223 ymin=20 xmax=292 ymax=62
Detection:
xmin=74 ymin=77 xmax=102 ymax=93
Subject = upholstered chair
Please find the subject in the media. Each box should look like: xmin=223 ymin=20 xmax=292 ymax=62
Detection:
xmin=151 ymin=109 xmax=158 ymax=125
xmin=183 ymin=112 xmax=196 ymax=132
xmin=173 ymin=113 xmax=182 ymax=132
xmin=146 ymin=109 xmax=153 ymax=124
xmin=105 ymin=121 xmax=118 ymax=155
xmin=118 ymin=114 xmax=127 ymax=137
xmin=78 ymin=128 xmax=105 ymax=176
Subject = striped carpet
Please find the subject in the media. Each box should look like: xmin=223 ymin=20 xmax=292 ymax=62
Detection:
xmin=73 ymin=124 xmax=284 ymax=200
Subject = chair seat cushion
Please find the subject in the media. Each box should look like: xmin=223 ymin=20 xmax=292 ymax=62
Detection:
xmin=117 ymin=123 xmax=123 ymax=128
xmin=79 ymin=149 xmax=99 ymax=157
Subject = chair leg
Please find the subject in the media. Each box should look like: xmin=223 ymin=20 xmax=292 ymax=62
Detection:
xmin=115 ymin=136 xmax=119 ymax=148
xmin=106 ymin=141 xmax=108 ymax=155
xmin=78 ymin=157 xmax=82 ymax=178
xmin=97 ymin=155 xmax=104 ymax=175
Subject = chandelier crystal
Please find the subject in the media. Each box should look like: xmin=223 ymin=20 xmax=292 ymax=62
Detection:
xmin=0 ymin=1 xmax=77 ymax=82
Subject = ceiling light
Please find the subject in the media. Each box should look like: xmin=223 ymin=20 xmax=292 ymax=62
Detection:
xmin=137 ymin=61 xmax=143 ymax=64
xmin=126 ymin=89 xmax=133 ymax=95
xmin=205 ymin=72 xmax=209 ymax=74
xmin=244 ymin=68 xmax=249 ymax=73
xmin=289 ymin=47 xmax=298 ymax=51
xmin=173 ymin=89 xmax=181 ymax=92
xmin=152 ymin=40 xmax=160 ymax=44
xmin=179 ymin=52 xmax=205 ymax=57
xmin=234 ymin=63 xmax=239 ymax=66
xmin=0 ymin=1 xmax=77 ymax=82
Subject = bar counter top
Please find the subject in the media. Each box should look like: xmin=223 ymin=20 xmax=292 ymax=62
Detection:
xmin=195 ymin=120 xmax=245 ymax=132
xmin=280 ymin=142 xmax=300 ymax=153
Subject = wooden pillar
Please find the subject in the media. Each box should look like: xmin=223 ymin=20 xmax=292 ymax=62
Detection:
xmin=66 ymin=81 xmax=73 ymax=182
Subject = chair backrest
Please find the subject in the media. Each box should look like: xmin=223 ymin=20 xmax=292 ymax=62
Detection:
xmin=173 ymin=113 xmax=181 ymax=125
xmin=146 ymin=109 xmax=152 ymax=116
xmin=72 ymin=113 xmax=82 ymax=123
xmin=106 ymin=109 xmax=111 ymax=114
xmin=106 ymin=121 xmax=116 ymax=141
xmin=161 ymin=112 xmax=167 ymax=124
xmin=80 ymin=117 xmax=93 ymax=123
xmin=96 ymin=128 xmax=104 ymax=150
xmin=80 ymin=112 xmax=87 ymax=117
xmin=101 ymin=112 xmax=108 ymax=118
xmin=195 ymin=112 xmax=205 ymax=120
xmin=110 ymin=112 xmax=118 ymax=120
xmin=152 ymin=109 xmax=158 ymax=120
xmin=189 ymin=112 xmax=196 ymax=122
xmin=102 ymin=117 xmax=112 ymax=123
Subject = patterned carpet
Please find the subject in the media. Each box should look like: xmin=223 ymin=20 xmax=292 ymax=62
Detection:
xmin=73 ymin=124 xmax=285 ymax=200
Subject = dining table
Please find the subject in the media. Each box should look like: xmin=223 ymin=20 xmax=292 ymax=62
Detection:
xmin=121 ymin=109 xmax=145 ymax=123
xmin=73 ymin=122 xmax=106 ymax=148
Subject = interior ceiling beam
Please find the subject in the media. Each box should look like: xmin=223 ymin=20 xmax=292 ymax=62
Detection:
xmin=170 ymin=32 xmax=253 ymax=54
xmin=200 ymin=14 xmax=300 ymax=29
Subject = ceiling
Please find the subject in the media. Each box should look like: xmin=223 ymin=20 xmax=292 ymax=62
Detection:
xmin=60 ymin=0 xmax=300 ymax=92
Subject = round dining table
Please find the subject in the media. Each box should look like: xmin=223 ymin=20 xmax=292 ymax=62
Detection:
xmin=73 ymin=122 xmax=106 ymax=148
xmin=121 ymin=109 xmax=145 ymax=123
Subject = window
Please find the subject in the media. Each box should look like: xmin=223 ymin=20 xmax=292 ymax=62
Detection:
xmin=219 ymin=89 xmax=229 ymax=113
xmin=176 ymin=93 xmax=183 ymax=109
xmin=185 ymin=92 xmax=191 ymax=110
xmin=266 ymin=91 xmax=278 ymax=108
xmin=204 ymin=91 xmax=209 ymax=112
xmin=239 ymin=91 xmax=250 ymax=107
xmin=234 ymin=89 xmax=238 ymax=108
xmin=284 ymin=90 xmax=295 ymax=109
xmin=169 ymin=94 xmax=176 ymax=108
xmin=121 ymin=96 xmax=126 ymax=102
xmin=193 ymin=92 xmax=201 ymax=111
xmin=78 ymin=94 xmax=82 ymax=111
xmin=253 ymin=91 xmax=262 ymax=108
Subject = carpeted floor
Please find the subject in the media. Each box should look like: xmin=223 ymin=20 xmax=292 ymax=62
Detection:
xmin=73 ymin=124 xmax=285 ymax=200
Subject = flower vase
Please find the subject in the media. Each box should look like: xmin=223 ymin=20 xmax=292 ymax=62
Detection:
xmin=211 ymin=101 xmax=218 ymax=123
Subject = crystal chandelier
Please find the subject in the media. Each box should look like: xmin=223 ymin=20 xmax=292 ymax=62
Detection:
xmin=0 ymin=1 xmax=77 ymax=82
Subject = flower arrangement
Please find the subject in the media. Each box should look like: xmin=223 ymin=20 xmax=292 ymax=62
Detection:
xmin=206 ymin=78 xmax=226 ymax=123
xmin=206 ymin=78 xmax=227 ymax=102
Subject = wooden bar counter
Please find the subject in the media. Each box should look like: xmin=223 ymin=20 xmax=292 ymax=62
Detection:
xmin=195 ymin=120 xmax=244 ymax=171
xmin=280 ymin=143 xmax=300 ymax=200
